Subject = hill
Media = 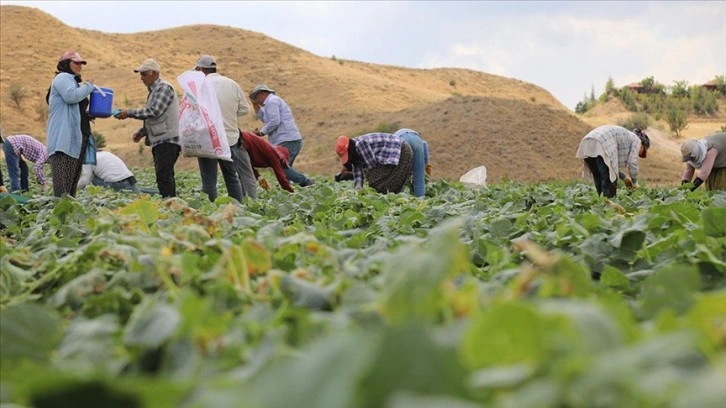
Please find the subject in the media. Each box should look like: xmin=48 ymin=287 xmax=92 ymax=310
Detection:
xmin=1 ymin=5 xmax=722 ymax=185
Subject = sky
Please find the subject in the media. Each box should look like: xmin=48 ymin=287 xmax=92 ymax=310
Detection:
xmin=3 ymin=0 xmax=725 ymax=110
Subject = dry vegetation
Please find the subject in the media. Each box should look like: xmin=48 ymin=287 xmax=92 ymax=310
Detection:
xmin=1 ymin=6 xmax=724 ymax=185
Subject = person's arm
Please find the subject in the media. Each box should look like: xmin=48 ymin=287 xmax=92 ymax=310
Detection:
xmin=626 ymin=145 xmax=640 ymax=184
xmin=681 ymin=164 xmax=696 ymax=184
xmin=267 ymin=148 xmax=294 ymax=192
xmin=690 ymin=148 xmax=719 ymax=190
xmin=53 ymin=74 xmax=94 ymax=104
xmin=128 ymin=83 xmax=175 ymax=119
xmin=33 ymin=159 xmax=48 ymax=186
xmin=259 ymin=98 xmax=281 ymax=136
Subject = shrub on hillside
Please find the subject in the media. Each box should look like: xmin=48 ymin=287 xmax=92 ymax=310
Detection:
xmin=619 ymin=88 xmax=638 ymax=112
xmin=618 ymin=113 xmax=650 ymax=131
xmin=666 ymin=100 xmax=689 ymax=137
xmin=690 ymin=87 xmax=718 ymax=115
xmin=9 ymin=82 xmax=26 ymax=110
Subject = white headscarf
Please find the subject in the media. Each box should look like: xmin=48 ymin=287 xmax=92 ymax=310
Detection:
xmin=684 ymin=139 xmax=708 ymax=169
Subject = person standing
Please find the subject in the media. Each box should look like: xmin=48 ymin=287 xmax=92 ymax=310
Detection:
xmin=680 ymin=132 xmax=726 ymax=191
xmin=115 ymin=59 xmax=180 ymax=198
xmin=575 ymin=125 xmax=650 ymax=198
xmin=393 ymin=128 xmax=430 ymax=197
xmin=77 ymin=150 xmax=139 ymax=192
xmin=45 ymin=50 xmax=96 ymax=197
xmin=193 ymin=55 xmax=258 ymax=201
xmin=334 ymin=133 xmax=413 ymax=194
xmin=249 ymin=84 xmax=314 ymax=187
xmin=1 ymin=134 xmax=50 ymax=192
xmin=240 ymin=130 xmax=294 ymax=192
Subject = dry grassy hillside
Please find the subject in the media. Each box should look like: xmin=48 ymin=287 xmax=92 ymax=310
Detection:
xmin=2 ymin=5 xmax=715 ymax=186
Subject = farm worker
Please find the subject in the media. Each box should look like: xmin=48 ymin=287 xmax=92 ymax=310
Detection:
xmin=334 ymin=169 xmax=354 ymax=182
xmin=393 ymin=128 xmax=431 ymax=197
xmin=1 ymin=134 xmax=50 ymax=192
xmin=0 ymin=126 xmax=4 ymax=193
xmin=249 ymin=84 xmax=315 ymax=187
xmin=575 ymin=125 xmax=650 ymax=198
xmin=240 ymin=131 xmax=295 ymax=192
xmin=335 ymin=133 xmax=413 ymax=194
xmin=77 ymin=150 xmax=139 ymax=193
xmin=193 ymin=55 xmax=258 ymax=201
xmin=680 ymin=132 xmax=726 ymax=191
xmin=45 ymin=50 xmax=96 ymax=197
xmin=115 ymin=59 xmax=181 ymax=198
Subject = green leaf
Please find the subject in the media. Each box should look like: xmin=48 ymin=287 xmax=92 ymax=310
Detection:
xmin=601 ymin=265 xmax=629 ymax=289
xmin=0 ymin=303 xmax=62 ymax=363
xmin=701 ymin=207 xmax=726 ymax=237
xmin=639 ymin=264 xmax=701 ymax=319
xmin=123 ymin=299 xmax=181 ymax=348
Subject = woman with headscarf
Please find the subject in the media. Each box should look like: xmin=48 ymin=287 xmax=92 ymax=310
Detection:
xmin=680 ymin=132 xmax=726 ymax=191
xmin=575 ymin=125 xmax=650 ymax=198
xmin=335 ymin=133 xmax=413 ymax=194
xmin=46 ymin=50 xmax=96 ymax=197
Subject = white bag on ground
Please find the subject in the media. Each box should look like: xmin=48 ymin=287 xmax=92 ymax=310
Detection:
xmin=177 ymin=71 xmax=231 ymax=161
xmin=459 ymin=166 xmax=488 ymax=188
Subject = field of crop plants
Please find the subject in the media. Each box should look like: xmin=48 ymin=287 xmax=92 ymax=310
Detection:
xmin=1 ymin=168 xmax=725 ymax=408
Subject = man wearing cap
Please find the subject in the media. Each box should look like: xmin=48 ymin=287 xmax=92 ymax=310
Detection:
xmin=115 ymin=59 xmax=181 ymax=198
xmin=1 ymin=134 xmax=50 ymax=192
xmin=193 ymin=55 xmax=258 ymax=201
xmin=240 ymin=131 xmax=295 ymax=193
xmin=575 ymin=125 xmax=650 ymax=198
xmin=249 ymin=84 xmax=315 ymax=187
xmin=680 ymin=132 xmax=726 ymax=191
xmin=335 ymin=133 xmax=413 ymax=194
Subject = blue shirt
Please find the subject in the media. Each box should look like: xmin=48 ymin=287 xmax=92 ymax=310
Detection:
xmin=256 ymin=94 xmax=302 ymax=145
xmin=46 ymin=73 xmax=95 ymax=158
xmin=351 ymin=133 xmax=404 ymax=188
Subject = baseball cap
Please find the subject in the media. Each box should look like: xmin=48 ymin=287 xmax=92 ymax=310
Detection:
xmin=133 ymin=59 xmax=161 ymax=73
xmin=195 ymin=55 xmax=217 ymax=69
xmin=336 ymin=136 xmax=350 ymax=164
xmin=58 ymin=50 xmax=87 ymax=64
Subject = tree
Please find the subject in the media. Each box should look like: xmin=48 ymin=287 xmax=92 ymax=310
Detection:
xmin=671 ymin=80 xmax=689 ymax=98
xmin=666 ymin=100 xmax=689 ymax=137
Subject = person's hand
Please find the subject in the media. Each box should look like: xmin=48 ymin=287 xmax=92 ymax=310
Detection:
xmin=40 ymin=184 xmax=50 ymax=193
xmin=258 ymin=177 xmax=271 ymax=191
xmin=253 ymin=128 xmax=264 ymax=137
xmin=86 ymin=78 xmax=95 ymax=86
xmin=116 ymin=109 xmax=130 ymax=120
xmin=0 ymin=185 xmax=7 ymax=194
xmin=132 ymin=132 xmax=144 ymax=143
xmin=425 ymin=164 xmax=432 ymax=177
xmin=623 ymin=176 xmax=634 ymax=189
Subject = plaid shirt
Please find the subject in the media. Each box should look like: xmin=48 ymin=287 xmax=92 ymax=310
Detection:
xmin=129 ymin=78 xmax=180 ymax=147
xmin=576 ymin=125 xmax=641 ymax=183
xmin=6 ymin=135 xmax=49 ymax=185
xmin=351 ymin=133 xmax=404 ymax=188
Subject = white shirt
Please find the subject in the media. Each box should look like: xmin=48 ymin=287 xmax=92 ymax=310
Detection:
xmin=78 ymin=151 xmax=134 ymax=189
xmin=205 ymin=73 xmax=250 ymax=146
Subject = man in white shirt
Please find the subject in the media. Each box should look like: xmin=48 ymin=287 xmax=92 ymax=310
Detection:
xmin=194 ymin=55 xmax=258 ymax=200
xmin=78 ymin=150 xmax=139 ymax=192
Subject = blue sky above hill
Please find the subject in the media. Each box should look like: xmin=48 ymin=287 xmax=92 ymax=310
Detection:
xmin=3 ymin=0 xmax=724 ymax=110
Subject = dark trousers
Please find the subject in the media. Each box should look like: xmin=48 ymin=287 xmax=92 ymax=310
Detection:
xmin=152 ymin=143 xmax=180 ymax=198
xmin=585 ymin=156 xmax=617 ymax=198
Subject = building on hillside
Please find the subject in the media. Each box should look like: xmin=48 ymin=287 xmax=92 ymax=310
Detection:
xmin=623 ymin=82 xmax=645 ymax=94
xmin=701 ymin=80 xmax=719 ymax=92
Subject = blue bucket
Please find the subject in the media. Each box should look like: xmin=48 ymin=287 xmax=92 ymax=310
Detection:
xmin=89 ymin=87 xmax=114 ymax=118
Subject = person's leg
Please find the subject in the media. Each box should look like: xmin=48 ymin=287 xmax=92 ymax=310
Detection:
xmin=19 ymin=158 xmax=29 ymax=191
xmin=218 ymin=158 xmax=243 ymax=202
xmin=198 ymin=157 xmax=220 ymax=202
xmin=49 ymin=152 xmax=79 ymax=197
xmin=231 ymin=144 xmax=257 ymax=199
xmin=705 ymin=167 xmax=726 ymax=191
xmin=400 ymin=133 xmax=426 ymax=197
xmin=584 ymin=157 xmax=604 ymax=196
xmin=153 ymin=143 xmax=180 ymax=198
xmin=596 ymin=157 xmax=617 ymax=198
xmin=2 ymin=141 xmax=22 ymax=192
xmin=279 ymin=140 xmax=311 ymax=186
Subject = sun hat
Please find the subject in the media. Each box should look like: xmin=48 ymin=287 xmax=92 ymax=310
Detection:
xmin=58 ymin=50 xmax=87 ymax=64
xmin=249 ymin=84 xmax=276 ymax=98
xmin=680 ymin=138 xmax=698 ymax=162
xmin=194 ymin=55 xmax=217 ymax=69
xmin=336 ymin=136 xmax=350 ymax=164
xmin=133 ymin=59 xmax=161 ymax=73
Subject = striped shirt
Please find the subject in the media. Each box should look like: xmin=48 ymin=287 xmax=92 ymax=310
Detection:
xmin=6 ymin=135 xmax=49 ymax=185
xmin=351 ymin=133 xmax=404 ymax=188
xmin=576 ymin=125 xmax=641 ymax=183
xmin=129 ymin=78 xmax=180 ymax=147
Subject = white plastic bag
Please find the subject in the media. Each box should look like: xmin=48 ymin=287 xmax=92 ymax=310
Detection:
xmin=459 ymin=166 xmax=488 ymax=188
xmin=177 ymin=71 xmax=231 ymax=161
